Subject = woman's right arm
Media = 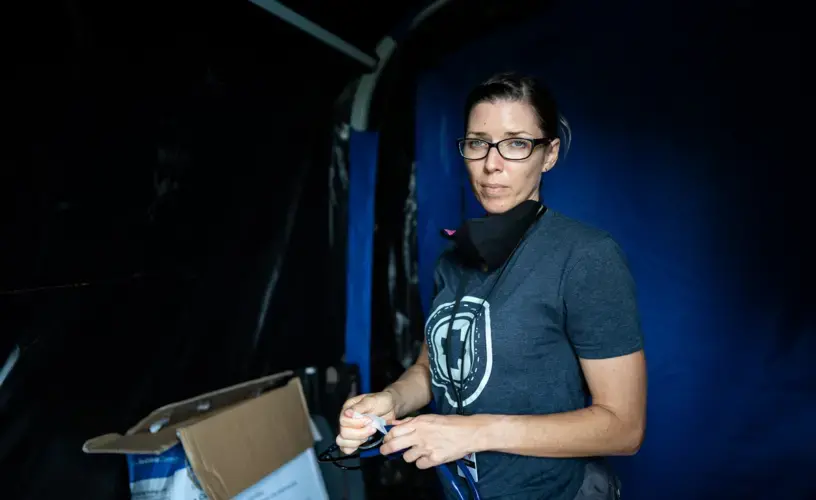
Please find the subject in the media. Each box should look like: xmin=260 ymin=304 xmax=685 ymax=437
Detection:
xmin=337 ymin=341 xmax=432 ymax=454
xmin=383 ymin=340 xmax=432 ymax=418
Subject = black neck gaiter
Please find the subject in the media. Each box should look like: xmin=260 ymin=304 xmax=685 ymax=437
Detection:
xmin=442 ymin=199 xmax=544 ymax=272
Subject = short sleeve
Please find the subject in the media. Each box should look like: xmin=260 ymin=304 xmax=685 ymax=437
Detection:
xmin=432 ymin=269 xmax=442 ymax=301
xmin=563 ymin=236 xmax=644 ymax=359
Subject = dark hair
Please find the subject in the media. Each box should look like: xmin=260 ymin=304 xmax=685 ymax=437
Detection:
xmin=463 ymin=72 xmax=571 ymax=152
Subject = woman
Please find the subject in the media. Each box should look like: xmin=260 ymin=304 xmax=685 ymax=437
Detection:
xmin=336 ymin=72 xmax=647 ymax=500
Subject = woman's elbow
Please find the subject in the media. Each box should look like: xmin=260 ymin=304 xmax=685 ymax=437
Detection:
xmin=619 ymin=420 xmax=645 ymax=455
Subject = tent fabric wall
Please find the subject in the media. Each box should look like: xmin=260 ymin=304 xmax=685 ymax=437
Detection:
xmin=414 ymin=1 xmax=812 ymax=499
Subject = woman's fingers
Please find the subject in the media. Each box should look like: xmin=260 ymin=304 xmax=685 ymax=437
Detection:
xmin=339 ymin=413 xmax=370 ymax=429
xmin=335 ymin=435 xmax=367 ymax=455
xmin=389 ymin=417 xmax=414 ymax=425
xmin=339 ymin=424 xmax=376 ymax=441
xmin=341 ymin=394 xmax=368 ymax=412
xmin=401 ymin=446 xmax=426 ymax=464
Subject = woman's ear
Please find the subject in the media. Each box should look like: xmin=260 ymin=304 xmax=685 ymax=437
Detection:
xmin=541 ymin=138 xmax=560 ymax=174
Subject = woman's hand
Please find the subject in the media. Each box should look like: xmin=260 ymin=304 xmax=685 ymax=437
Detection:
xmin=336 ymin=391 xmax=398 ymax=455
xmin=380 ymin=414 xmax=483 ymax=469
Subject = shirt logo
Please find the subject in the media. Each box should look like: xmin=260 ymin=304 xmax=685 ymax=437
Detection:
xmin=426 ymin=296 xmax=494 ymax=409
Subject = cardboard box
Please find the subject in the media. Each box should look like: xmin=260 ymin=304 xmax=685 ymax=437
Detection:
xmin=83 ymin=371 xmax=329 ymax=500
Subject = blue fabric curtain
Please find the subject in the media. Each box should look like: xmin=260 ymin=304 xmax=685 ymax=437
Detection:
xmin=413 ymin=1 xmax=813 ymax=498
xmin=345 ymin=130 xmax=380 ymax=394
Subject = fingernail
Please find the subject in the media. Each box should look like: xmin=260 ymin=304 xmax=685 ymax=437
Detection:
xmin=344 ymin=409 xmax=353 ymax=417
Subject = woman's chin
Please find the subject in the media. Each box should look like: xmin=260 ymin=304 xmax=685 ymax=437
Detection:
xmin=480 ymin=197 xmax=513 ymax=214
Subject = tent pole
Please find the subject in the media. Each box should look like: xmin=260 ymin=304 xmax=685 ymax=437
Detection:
xmin=249 ymin=0 xmax=377 ymax=69
xmin=349 ymin=0 xmax=454 ymax=131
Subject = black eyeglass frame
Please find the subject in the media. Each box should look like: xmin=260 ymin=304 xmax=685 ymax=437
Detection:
xmin=456 ymin=137 xmax=553 ymax=161
xmin=317 ymin=432 xmax=387 ymax=471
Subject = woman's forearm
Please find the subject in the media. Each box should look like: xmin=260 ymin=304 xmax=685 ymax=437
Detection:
xmin=472 ymin=405 xmax=644 ymax=458
xmin=384 ymin=345 xmax=433 ymax=418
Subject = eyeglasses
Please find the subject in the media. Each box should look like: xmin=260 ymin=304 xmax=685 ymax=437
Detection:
xmin=317 ymin=429 xmax=394 ymax=470
xmin=457 ymin=137 xmax=552 ymax=161
xmin=317 ymin=425 xmax=481 ymax=500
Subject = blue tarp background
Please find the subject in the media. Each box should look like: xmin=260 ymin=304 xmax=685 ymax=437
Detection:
xmin=346 ymin=130 xmax=380 ymax=394
xmin=414 ymin=1 xmax=813 ymax=499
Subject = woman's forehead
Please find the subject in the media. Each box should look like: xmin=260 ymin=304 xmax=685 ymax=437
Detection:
xmin=467 ymin=100 xmax=541 ymax=137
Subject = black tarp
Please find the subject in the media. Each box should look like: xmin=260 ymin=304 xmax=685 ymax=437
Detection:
xmin=1 ymin=1 xmax=418 ymax=498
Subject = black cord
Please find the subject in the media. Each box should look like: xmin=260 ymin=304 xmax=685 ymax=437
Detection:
xmin=445 ymin=206 xmax=545 ymax=416
xmin=445 ymin=278 xmax=469 ymax=414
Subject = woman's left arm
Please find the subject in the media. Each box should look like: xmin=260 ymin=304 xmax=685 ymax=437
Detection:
xmin=382 ymin=236 xmax=647 ymax=467
xmin=472 ymin=235 xmax=648 ymax=457
xmin=381 ymin=353 xmax=645 ymax=468
xmin=473 ymin=349 xmax=647 ymax=457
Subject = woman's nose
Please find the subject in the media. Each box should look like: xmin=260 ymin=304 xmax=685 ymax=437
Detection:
xmin=483 ymin=147 xmax=503 ymax=172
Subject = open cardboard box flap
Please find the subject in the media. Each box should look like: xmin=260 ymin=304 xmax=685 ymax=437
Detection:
xmin=83 ymin=370 xmax=317 ymax=499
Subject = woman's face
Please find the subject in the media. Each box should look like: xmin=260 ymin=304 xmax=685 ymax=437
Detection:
xmin=464 ymin=99 xmax=560 ymax=214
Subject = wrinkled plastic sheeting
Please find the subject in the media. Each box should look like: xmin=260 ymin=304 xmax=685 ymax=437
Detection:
xmin=389 ymin=161 xmax=422 ymax=369
xmin=1 ymin=83 xmax=353 ymax=500
xmin=330 ymin=122 xmax=351 ymax=255
xmin=368 ymin=76 xmax=426 ymax=386
xmin=329 ymin=85 xmax=353 ymax=364
xmin=0 ymin=288 xmax=167 ymax=500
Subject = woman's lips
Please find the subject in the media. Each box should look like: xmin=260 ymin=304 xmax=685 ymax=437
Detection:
xmin=481 ymin=183 xmax=508 ymax=195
